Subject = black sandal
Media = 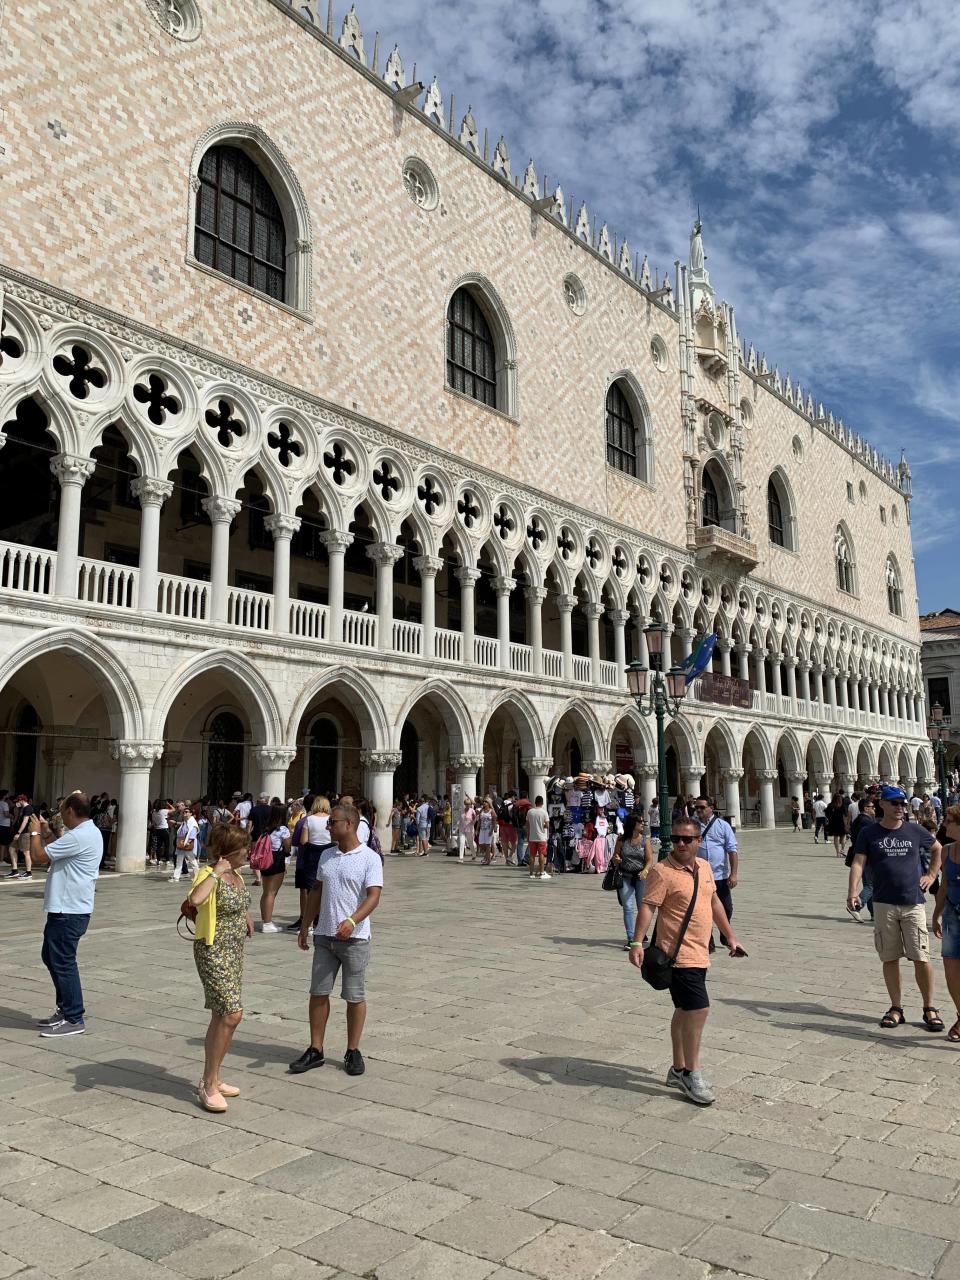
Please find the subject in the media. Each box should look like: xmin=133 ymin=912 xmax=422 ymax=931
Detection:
xmin=880 ymin=1006 xmax=905 ymax=1028
xmin=922 ymin=1007 xmax=945 ymax=1033
xmin=947 ymin=1019 xmax=960 ymax=1043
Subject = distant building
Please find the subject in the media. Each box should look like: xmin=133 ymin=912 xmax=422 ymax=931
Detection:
xmin=0 ymin=1 xmax=932 ymax=867
xmin=920 ymin=610 xmax=960 ymax=780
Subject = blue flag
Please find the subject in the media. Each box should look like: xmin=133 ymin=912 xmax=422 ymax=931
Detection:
xmin=682 ymin=633 xmax=718 ymax=685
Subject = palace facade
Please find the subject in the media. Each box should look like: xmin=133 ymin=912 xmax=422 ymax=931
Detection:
xmin=0 ymin=0 xmax=933 ymax=867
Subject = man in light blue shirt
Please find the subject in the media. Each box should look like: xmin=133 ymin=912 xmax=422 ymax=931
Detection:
xmin=694 ymin=795 xmax=739 ymax=952
xmin=29 ymin=792 xmax=101 ymax=1037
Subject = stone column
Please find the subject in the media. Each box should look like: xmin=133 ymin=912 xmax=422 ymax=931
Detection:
xmin=413 ymin=555 xmax=443 ymax=660
xmin=42 ymin=749 xmax=74 ymax=805
xmin=737 ymin=644 xmax=751 ymax=683
xmin=159 ymin=749 xmax=182 ymax=800
xmin=682 ymin=764 xmax=705 ymax=798
xmin=256 ymin=746 xmax=297 ymax=802
xmin=202 ymin=496 xmax=242 ymax=624
xmin=719 ymin=641 xmax=732 ymax=678
xmin=112 ymin=740 xmax=165 ymax=874
xmin=522 ymin=755 xmax=555 ymax=805
xmin=770 ymin=655 xmax=783 ymax=701
xmin=131 ymin=477 xmax=173 ymax=612
xmin=608 ymin=610 xmax=629 ymax=690
xmin=525 ymin=586 xmax=547 ymax=676
xmin=264 ymin=514 xmax=300 ymax=636
xmin=361 ymin=750 xmax=402 ymax=852
xmin=755 ymin=649 xmax=768 ymax=695
xmin=758 ymin=768 xmax=778 ymax=829
xmin=456 ymin=567 xmax=481 ymax=664
xmin=451 ymin=753 xmax=486 ymax=804
xmin=868 ymin=681 xmax=878 ymax=716
xmin=585 ymin=601 xmax=604 ymax=685
xmin=825 ymin=667 xmax=837 ymax=709
xmin=787 ymin=769 xmax=806 ymax=819
xmin=837 ymin=673 xmax=848 ymax=712
xmin=879 ymin=683 xmax=890 ymax=719
xmin=367 ymin=542 xmax=404 ymax=652
xmin=492 ymin=576 xmax=516 ymax=672
xmin=51 ymin=454 xmax=96 ymax=598
xmin=320 ymin=530 xmax=352 ymax=644
xmin=897 ymin=689 xmax=906 ymax=722
xmin=681 ymin=629 xmax=697 ymax=660
xmin=635 ymin=622 xmax=650 ymax=667
xmin=721 ymin=767 xmax=744 ymax=826
xmin=636 ymin=762 xmax=658 ymax=814
xmin=785 ymin=657 xmax=798 ymax=704
xmin=558 ymin=593 xmax=577 ymax=682
xmin=814 ymin=664 xmax=825 ymax=706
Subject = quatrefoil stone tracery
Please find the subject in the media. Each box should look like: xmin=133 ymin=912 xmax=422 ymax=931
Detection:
xmin=457 ymin=491 xmax=480 ymax=529
xmin=585 ymin=540 xmax=602 ymax=570
xmin=612 ymin=547 xmax=628 ymax=577
xmin=557 ymin=528 xmax=575 ymax=561
xmin=526 ymin=518 xmax=546 ymax=551
xmin=205 ymin=399 xmax=244 ymax=447
xmin=323 ymin=442 xmax=356 ymax=486
xmin=417 ymin=476 xmax=443 ymax=516
xmin=133 ymin=373 xmax=181 ymax=426
xmin=267 ymin=422 xmax=303 ymax=468
xmin=53 ymin=345 xmax=107 ymax=400
xmin=493 ymin=505 xmax=515 ymax=541
xmin=0 ymin=317 xmax=24 ymax=366
xmin=373 ymin=460 xmax=401 ymax=501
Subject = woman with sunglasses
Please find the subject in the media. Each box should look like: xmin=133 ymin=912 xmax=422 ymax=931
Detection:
xmin=932 ymin=804 xmax=960 ymax=1042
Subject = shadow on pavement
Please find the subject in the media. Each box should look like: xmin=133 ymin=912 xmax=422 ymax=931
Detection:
xmin=66 ymin=1057 xmax=196 ymax=1102
xmin=0 ymin=1004 xmax=35 ymax=1028
xmin=500 ymin=1053 xmax=666 ymax=1097
xmin=550 ymin=936 xmax=625 ymax=949
xmin=186 ymin=1035 xmax=299 ymax=1069
xmin=718 ymin=996 xmax=940 ymax=1043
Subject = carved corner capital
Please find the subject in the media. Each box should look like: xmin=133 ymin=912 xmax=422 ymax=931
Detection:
xmin=455 ymin=566 xmax=482 ymax=585
xmin=50 ymin=454 xmax=96 ymax=486
xmin=720 ymin=767 xmax=745 ymax=781
xmin=584 ymin=760 xmax=613 ymax=775
xmin=491 ymin=575 xmax=516 ymax=595
xmin=635 ymin=763 xmax=659 ymax=779
xmin=524 ymin=586 xmax=548 ymax=605
xmin=450 ymin=753 xmax=485 ymax=773
xmin=112 ymin=740 xmax=165 ymax=769
xmin=264 ymin=513 xmax=302 ymax=538
xmin=366 ymin=542 xmax=405 ymax=566
xmin=521 ymin=756 xmax=555 ymax=774
xmin=412 ymin=555 xmax=443 ymax=577
xmin=255 ymin=745 xmax=297 ymax=770
xmin=202 ymin=495 xmax=242 ymax=523
xmin=131 ymin=476 xmax=174 ymax=506
xmin=361 ymin=749 xmax=403 ymax=772
xmin=319 ymin=530 xmax=353 ymax=552
xmin=757 ymin=769 xmax=779 ymax=781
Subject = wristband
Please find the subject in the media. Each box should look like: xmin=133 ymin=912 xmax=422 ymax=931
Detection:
xmin=628 ymin=941 xmax=643 ymax=948
xmin=346 ymin=916 xmax=357 ymax=929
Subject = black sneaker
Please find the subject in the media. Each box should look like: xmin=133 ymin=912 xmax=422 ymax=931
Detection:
xmin=288 ymin=1046 xmax=324 ymax=1074
xmin=18 ymin=872 xmax=32 ymax=880
xmin=286 ymin=919 xmax=302 ymax=931
xmin=37 ymin=1008 xmax=63 ymax=1027
xmin=343 ymin=1048 xmax=365 ymax=1076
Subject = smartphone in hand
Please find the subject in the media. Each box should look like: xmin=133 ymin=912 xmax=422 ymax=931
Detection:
xmin=729 ymin=945 xmax=748 ymax=957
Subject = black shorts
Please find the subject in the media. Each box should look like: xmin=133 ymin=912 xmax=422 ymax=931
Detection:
xmin=0 ymin=827 xmax=11 ymax=847
xmin=295 ymin=843 xmax=323 ymax=890
xmin=669 ymin=967 xmax=709 ymax=1011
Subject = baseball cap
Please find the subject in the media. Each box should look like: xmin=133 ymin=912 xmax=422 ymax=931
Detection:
xmin=880 ymin=784 xmax=907 ymax=802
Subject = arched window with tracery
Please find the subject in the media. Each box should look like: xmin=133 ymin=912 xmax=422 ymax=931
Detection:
xmin=886 ymin=555 xmax=903 ymax=616
xmin=206 ymin=711 xmax=245 ymax=800
xmin=702 ymin=468 xmax=720 ymax=527
xmin=446 ymin=287 xmax=497 ymax=408
xmin=835 ymin=525 xmax=856 ymax=595
xmin=767 ymin=477 xmax=784 ymax=546
xmin=605 ymin=381 xmax=638 ymax=477
xmin=194 ymin=145 xmax=286 ymax=301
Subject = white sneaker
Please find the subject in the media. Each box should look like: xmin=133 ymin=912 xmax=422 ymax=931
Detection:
xmin=539 ymin=872 xmax=551 ymax=880
xmin=168 ymin=876 xmax=180 ymax=883
xmin=677 ymin=1068 xmax=715 ymax=1106
xmin=261 ymin=922 xmax=281 ymax=933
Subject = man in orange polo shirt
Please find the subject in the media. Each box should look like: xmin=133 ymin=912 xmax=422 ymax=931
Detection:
xmin=628 ymin=816 xmax=745 ymax=1106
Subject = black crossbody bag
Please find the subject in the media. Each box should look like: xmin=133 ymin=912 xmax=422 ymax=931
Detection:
xmin=641 ymin=865 xmax=700 ymax=990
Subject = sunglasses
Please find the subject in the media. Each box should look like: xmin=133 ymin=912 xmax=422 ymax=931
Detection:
xmin=673 ymin=835 xmax=698 ymax=845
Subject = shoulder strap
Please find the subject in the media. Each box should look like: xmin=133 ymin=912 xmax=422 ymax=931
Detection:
xmin=668 ymin=865 xmax=700 ymax=964
xmin=701 ymin=815 xmax=718 ymax=841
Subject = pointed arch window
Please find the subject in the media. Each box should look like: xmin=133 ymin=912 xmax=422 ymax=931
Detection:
xmin=605 ymin=381 xmax=639 ymax=476
xmin=702 ymin=468 xmax=720 ymax=528
xmin=886 ymin=555 xmax=903 ymax=617
xmin=194 ymin=145 xmax=286 ymax=302
xmin=767 ymin=477 xmax=784 ymax=546
xmin=835 ymin=526 xmax=856 ymax=595
xmin=446 ymin=288 xmax=497 ymax=408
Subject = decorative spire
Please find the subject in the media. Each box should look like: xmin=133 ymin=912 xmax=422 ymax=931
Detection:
xmin=574 ymin=202 xmax=590 ymax=242
xmin=618 ymin=240 xmax=633 ymax=277
xmin=551 ymin=184 xmax=568 ymax=226
xmin=597 ymin=224 xmax=612 ymax=261
xmin=423 ymin=76 xmax=444 ymax=126
xmin=522 ymin=159 xmax=538 ymax=197
xmin=338 ymin=5 xmax=366 ymax=65
xmin=383 ymin=44 xmax=404 ymax=90
xmin=638 ymin=255 xmax=651 ymax=289
xmin=458 ymin=106 xmax=479 ymax=154
xmin=491 ymin=135 xmax=510 ymax=179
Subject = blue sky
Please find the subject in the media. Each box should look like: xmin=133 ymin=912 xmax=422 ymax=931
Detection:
xmin=349 ymin=0 xmax=959 ymax=611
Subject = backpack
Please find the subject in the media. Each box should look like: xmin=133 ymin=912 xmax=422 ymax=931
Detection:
xmin=368 ymin=826 xmax=382 ymax=856
xmin=249 ymin=832 xmax=274 ymax=871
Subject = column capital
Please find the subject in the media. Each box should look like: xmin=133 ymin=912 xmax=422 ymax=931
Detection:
xmin=362 ymin=749 xmax=403 ymax=772
xmin=787 ymin=770 xmax=807 ymax=782
xmin=111 ymin=740 xmax=165 ymax=769
xmin=717 ymin=638 xmax=732 ymax=652
xmin=366 ymin=542 xmax=405 ymax=566
xmin=491 ymin=575 xmax=516 ymax=596
xmin=320 ymin=529 xmax=354 ymax=552
xmin=681 ymin=765 xmax=705 ymax=782
xmin=770 ymin=654 xmax=783 ymax=667
xmin=202 ymin=495 xmax=242 ymax=523
xmin=557 ymin=592 xmax=578 ymax=613
xmin=264 ymin=513 xmax=302 ymax=539
xmin=412 ymin=555 xmax=444 ymax=577
xmin=521 ymin=756 xmax=555 ymax=774
xmin=130 ymin=476 xmax=173 ymax=506
xmin=50 ymin=453 xmax=96 ymax=485
xmin=635 ymin=763 xmax=659 ymax=778
xmin=450 ymin=753 xmax=486 ymax=772
xmin=798 ymin=659 xmax=812 ymax=672
xmin=584 ymin=602 xmax=605 ymax=620
xmin=584 ymin=759 xmax=613 ymax=775
xmin=255 ymin=745 xmax=297 ymax=770
xmin=524 ymin=586 xmax=548 ymax=605
xmin=736 ymin=643 xmax=752 ymax=655
xmin=455 ymin=566 xmax=481 ymax=585
xmin=721 ymin=767 xmax=745 ymax=781
xmin=607 ymin=609 xmax=631 ymax=627
xmin=757 ymin=769 xmax=779 ymax=781
xmin=784 ymin=655 xmax=797 ymax=669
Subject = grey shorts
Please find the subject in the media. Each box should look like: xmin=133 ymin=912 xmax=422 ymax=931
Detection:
xmin=311 ymin=935 xmax=370 ymax=1002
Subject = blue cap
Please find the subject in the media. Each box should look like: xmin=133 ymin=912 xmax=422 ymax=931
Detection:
xmin=880 ymin=784 xmax=907 ymax=802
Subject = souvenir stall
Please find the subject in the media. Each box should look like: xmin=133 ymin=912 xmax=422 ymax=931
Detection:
xmin=543 ymin=771 xmax=641 ymax=873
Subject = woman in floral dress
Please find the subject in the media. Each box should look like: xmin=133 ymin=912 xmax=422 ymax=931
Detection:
xmin=188 ymin=823 xmax=253 ymax=1113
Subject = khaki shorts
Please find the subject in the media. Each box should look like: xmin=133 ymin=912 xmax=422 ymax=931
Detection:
xmin=873 ymin=902 xmax=930 ymax=963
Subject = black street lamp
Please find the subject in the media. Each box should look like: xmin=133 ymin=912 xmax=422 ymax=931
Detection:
xmin=626 ymin=621 xmax=689 ymax=860
xmin=930 ymin=701 xmax=948 ymax=809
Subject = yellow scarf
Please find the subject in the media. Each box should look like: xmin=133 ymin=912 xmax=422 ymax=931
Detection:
xmin=191 ymin=866 xmax=217 ymax=945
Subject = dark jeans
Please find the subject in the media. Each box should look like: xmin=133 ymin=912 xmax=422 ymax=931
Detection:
xmin=41 ymin=912 xmax=90 ymax=1023
xmin=714 ymin=877 xmax=733 ymax=944
xmin=814 ymin=817 xmax=826 ymax=841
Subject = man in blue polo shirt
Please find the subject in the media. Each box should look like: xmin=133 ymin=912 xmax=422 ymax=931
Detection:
xmin=849 ymin=784 xmax=943 ymax=1032
xmin=30 ymin=792 xmax=102 ymax=1037
xmin=694 ymin=795 xmax=738 ymax=952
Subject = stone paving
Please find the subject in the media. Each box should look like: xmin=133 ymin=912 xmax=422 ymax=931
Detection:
xmin=0 ymin=831 xmax=959 ymax=1279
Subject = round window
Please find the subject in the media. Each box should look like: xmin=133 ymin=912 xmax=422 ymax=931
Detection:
xmin=705 ymin=413 xmax=725 ymax=451
xmin=740 ymin=397 xmax=753 ymax=426
xmin=650 ymin=334 xmax=668 ymax=371
xmin=892 ymin=506 xmax=900 ymax=526
xmin=402 ymin=157 xmax=439 ymax=211
xmin=562 ymin=274 xmax=587 ymax=316
xmin=144 ymin=0 xmax=202 ymax=40
xmin=859 ymin=479 xmax=867 ymax=502
xmin=792 ymin=436 xmax=804 ymax=461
